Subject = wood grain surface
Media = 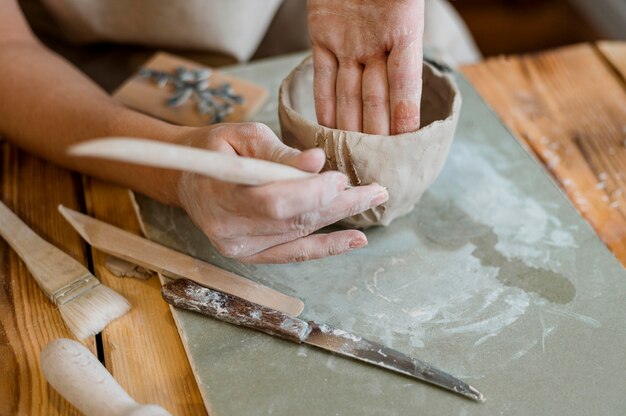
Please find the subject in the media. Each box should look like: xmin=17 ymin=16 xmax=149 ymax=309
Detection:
xmin=0 ymin=142 xmax=95 ymax=415
xmin=462 ymin=43 xmax=626 ymax=266
xmin=598 ymin=41 xmax=626 ymax=82
xmin=113 ymin=52 xmax=269 ymax=127
xmin=82 ymin=178 xmax=206 ymax=416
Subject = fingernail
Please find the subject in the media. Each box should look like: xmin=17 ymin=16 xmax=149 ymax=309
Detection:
xmin=370 ymin=188 xmax=389 ymax=207
xmin=349 ymin=236 xmax=367 ymax=249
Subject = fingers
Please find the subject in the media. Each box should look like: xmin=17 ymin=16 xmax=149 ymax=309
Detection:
xmin=203 ymin=181 xmax=386 ymax=258
xmin=336 ymin=60 xmax=363 ymax=132
xmin=312 ymin=46 xmax=338 ymax=129
xmin=213 ymin=183 xmax=387 ymax=257
xmin=242 ymin=182 xmax=386 ymax=233
xmin=222 ymin=122 xmax=298 ymax=160
xmin=288 ymin=148 xmax=326 ymax=173
xmin=362 ymin=60 xmax=390 ymax=135
xmin=235 ymin=171 xmax=349 ymax=220
xmin=218 ymin=122 xmax=326 ymax=173
xmin=238 ymin=230 xmax=368 ymax=264
xmin=387 ymin=44 xmax=423 ymax=135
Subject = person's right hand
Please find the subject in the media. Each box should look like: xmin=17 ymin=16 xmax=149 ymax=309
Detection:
xmin=174 ymin=122 xmax=388 ymax=264
xmin=308 ymin=0 xmax=425 ymax=135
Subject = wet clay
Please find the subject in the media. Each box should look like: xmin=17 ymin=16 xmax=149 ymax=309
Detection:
xmin=279 ymin=56 xmax=462 ymax=228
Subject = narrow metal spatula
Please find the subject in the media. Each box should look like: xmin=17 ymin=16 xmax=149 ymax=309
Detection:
xmin=162 ymin=278 xmax=486 ymax=403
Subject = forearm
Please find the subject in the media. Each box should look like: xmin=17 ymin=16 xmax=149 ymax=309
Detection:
xmin=0 ymin=40 xmax=189 ymax=205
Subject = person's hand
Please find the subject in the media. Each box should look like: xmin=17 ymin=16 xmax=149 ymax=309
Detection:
xmin=307 ymin=0 xmax=424 ymax=135
xmin=174 ymin=123 xmax=388 ymax=264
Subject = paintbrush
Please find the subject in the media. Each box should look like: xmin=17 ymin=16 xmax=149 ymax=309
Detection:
xmin=0 ymin=200 xmax=130 ymax=340
xmin=69 ymin=137 xmax=313 ymax=185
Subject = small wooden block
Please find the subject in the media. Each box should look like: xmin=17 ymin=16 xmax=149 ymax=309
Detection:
xmin=113 ymin=52 xmax=268 ymax=126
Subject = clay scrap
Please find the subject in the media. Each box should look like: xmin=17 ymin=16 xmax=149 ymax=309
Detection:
xmin=279 ymin=57 xmax=462 ymax=228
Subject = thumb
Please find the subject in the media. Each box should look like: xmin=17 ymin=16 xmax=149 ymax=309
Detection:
xmin=281 ymin=148 xmax=326 ymax=173
xmin=229 ymin=122 xmax=326 ymax=173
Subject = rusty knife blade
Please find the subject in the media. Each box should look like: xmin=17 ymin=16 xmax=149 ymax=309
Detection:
xmin=304 ymin=322 xmax=485 ymax=402
xmin=162 ymin=278 xmax=485 ymax=403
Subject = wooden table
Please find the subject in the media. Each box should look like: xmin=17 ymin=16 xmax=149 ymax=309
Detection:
xmin=1 ymin=41 xmax=625 ymax=415
xmin=462 ymin=41 xmax=626 ymax=265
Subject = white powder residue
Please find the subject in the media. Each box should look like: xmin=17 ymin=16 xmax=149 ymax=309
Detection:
xmin=432 ymin=141 xmax=577 ymax=263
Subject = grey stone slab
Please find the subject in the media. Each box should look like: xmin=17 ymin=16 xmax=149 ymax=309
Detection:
xmin=135 ymin=53 xmax=626 ymax=415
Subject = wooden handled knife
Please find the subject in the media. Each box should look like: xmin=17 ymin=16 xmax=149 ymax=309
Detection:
xmin=162 ymin=278 xmax=486 ymax=403
xmin=58 ymin=205 xmax=304 ymax=317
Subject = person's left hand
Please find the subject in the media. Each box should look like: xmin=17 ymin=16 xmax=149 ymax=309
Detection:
xmin=307 ymin=0 xmax=425 ymax=135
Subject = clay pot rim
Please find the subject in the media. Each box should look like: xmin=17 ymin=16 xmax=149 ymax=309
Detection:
xmin=279 ymin=55 xmax=462 ymax=141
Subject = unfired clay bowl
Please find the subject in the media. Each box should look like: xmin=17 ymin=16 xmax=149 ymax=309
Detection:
xmin=279 ymin=56 xmax=462 ymax=228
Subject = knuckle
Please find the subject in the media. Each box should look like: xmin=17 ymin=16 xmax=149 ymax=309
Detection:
xmin=313 ymin=63 xmax=335 ymax=76
xmin=362 ymin=94 xmax=389 ymax=110
xmin=237 ymin=123 xmax=277 ymax=157
xmin=257 ymin=193 xmax=287 ymax=219
xmin=290 ymin=249 xmax=311 ymax=263
xmin=336 ymin=94 xmax=361 ymax=106
xmin=241 ymin=122 xmax=273 ymax=137
xmin=268 ymin=200 xmax=289 ymax=220
xmin=290 ymin=212 xmax=319 ymax=235
xmin=315 ymin=94 xmax=335 ymax=104
xmin=390 ymin=76 xmax=420 ymax=93
xmin=337 ymin=56 xmax=358 ymax=67
xmin=324 ymin=238 xmax=343 ymax=257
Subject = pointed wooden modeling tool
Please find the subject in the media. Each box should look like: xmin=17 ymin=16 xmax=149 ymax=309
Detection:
xmin=0 ymin=201 xmax=130 ymax=340
xmin=69 ymin=137 xmax=313 ymax=186
xmin=58 ymin=205 xmax=304 ymax=316
xmin=162 ymin=279 xmax=486 ymax=403
xmin=41 ymin=338 xmax=171 ymax=416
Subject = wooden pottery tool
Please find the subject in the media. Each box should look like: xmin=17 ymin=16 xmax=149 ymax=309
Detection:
xmin=0 ymin=200 xmax=130 ymax=340
xmin=113 ymin=51 xmax=269 ymax=126
xmin=58 ymin=205 xmax=304 ymax=316
xmin=69 ymin=137 xmax=313 ymax=186
xmin=41 ymin=338 xmax=171 ymax=416
xmin=162 ymin=279 xmax=486 ymax=403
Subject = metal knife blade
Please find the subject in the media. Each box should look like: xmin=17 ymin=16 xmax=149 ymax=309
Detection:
xmin=305 ymin=322 xmax=485 ymax=402
xmin=58 ymin=205 xmax=305 ymax=317
xmin=162 ymin=278 xmax=485 ymax=402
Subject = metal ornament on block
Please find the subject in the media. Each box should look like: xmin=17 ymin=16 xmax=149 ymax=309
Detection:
xmin=139 ymin=66 xmax=245 ymax=124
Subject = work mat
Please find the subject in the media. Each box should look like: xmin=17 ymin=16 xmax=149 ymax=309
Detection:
xmin=135 ymin=53 xmax=626 ymax=415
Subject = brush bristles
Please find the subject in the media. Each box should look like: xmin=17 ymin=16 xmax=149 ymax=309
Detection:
xmin=59 ymin=284 xmax=131 ymax=340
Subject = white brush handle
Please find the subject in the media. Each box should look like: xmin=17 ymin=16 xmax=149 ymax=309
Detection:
xmin=0 ymin=200 xmax=91 ymax=299
xmin=41 ymin=339 xmax=171 ymax=416
xmin=69 ymin=137 xmax=314 ymax=186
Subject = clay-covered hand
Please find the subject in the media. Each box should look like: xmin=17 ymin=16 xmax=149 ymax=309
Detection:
xmin=308 ymin=0 xmax=424 ymax=135
xmin=175 ymin=123 xmax=388 ymax=263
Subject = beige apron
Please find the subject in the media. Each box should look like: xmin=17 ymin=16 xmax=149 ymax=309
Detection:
xmin=30 ymin=0 xmax=480 ymax=64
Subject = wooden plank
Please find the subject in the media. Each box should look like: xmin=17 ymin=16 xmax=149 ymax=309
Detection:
xmin=82 ymin=178 xmax=206 ymax=415
xmin=0 ymin=142 xmax=95 ymax=415
xmin=113 ymin=52 xmax=269 ymax=127
xmin=461 ymin=43 xmax=626 ymax=266
xmin=598 ymin=41 xmax=626 ymax=83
